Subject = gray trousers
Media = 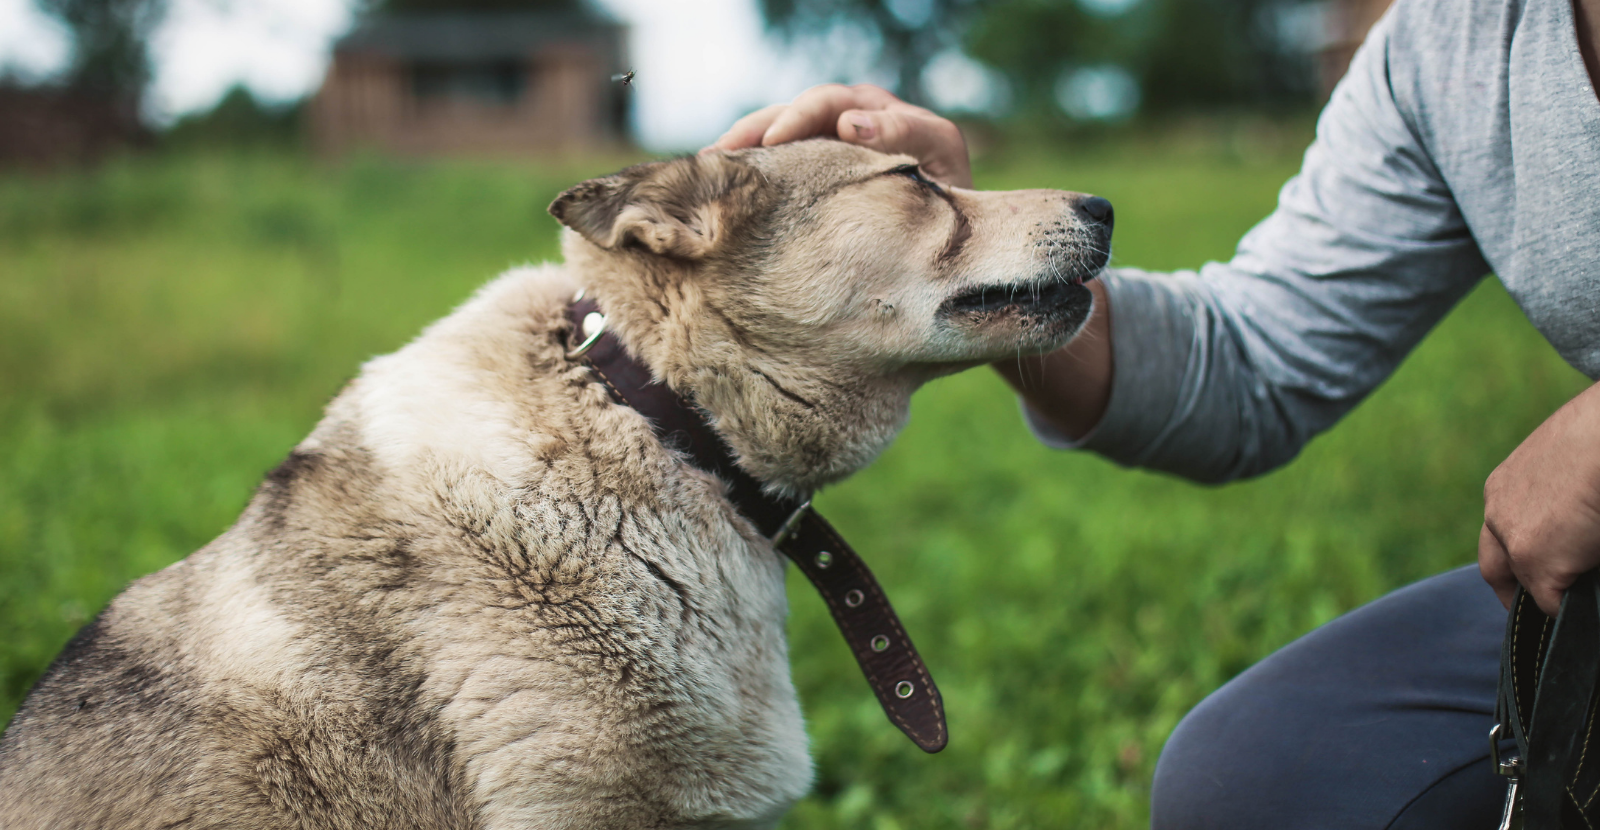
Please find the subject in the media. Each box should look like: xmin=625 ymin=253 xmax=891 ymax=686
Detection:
xmin=1152 ymin=566 xmax=1507 ymax=829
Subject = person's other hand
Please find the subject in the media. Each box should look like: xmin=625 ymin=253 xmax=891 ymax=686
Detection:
xmin=1480 ymin=380 xmax=1600 ymax=615
xmin=704 ymin=84 xmax=973 ymax=189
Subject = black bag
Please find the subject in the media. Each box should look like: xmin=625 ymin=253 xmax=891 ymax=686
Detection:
xmin=1495 ymin=570 xmax=1600 ymax=829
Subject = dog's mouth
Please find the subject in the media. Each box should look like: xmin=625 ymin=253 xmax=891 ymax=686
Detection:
xmin=939 ymin=278 xmax=1091 ymax=317
xmin=936 ymin=272 xmax=1098 ymax=333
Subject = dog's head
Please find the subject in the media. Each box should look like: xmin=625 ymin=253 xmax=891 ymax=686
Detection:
xmin=550 ymin=139 xmax=1111 ymax=493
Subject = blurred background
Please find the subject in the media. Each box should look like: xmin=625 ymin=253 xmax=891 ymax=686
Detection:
xmin=0 ymin=1 xmax=1587 ymax=828
xmin=0 ymin=0 xmax=1393 ymax=159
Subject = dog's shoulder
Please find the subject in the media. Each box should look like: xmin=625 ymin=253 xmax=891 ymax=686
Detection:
xmin=320 ymin=264 xmax=812 ymax=826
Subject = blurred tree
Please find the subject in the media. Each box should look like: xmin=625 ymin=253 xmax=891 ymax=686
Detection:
xmin=961 ymin=1 xmax=1103 ymax=119
xmin=163 ymin=85 xmax=304 ymax=148
xmin=35 ymin=0 xmax=165 ymax=100
xmin=967 ymin=0 xmax=1318 ymax=118
xmin=757 ymin=0 xmax=1319 ymax=119
xmin=362 ymin=0 xmax=583 ymax=13
xmin=758 ymin=0 xmax=984 ymax=106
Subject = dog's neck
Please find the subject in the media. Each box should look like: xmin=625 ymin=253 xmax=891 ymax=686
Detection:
xmin=565 ymin=241 xmax=915 ymax=498
xmin=562 ymin=279 xmax=953 ymax=757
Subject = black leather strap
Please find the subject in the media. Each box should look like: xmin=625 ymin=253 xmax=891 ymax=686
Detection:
xmin=565 ymin=298 xmax=948 ymax=753
xmin=1497 ymin=570 xmax=1600 ymax=828
xmin=775 ymin=508 xmax=948 ymax=752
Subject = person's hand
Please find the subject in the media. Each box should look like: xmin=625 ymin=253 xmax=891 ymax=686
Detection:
xmin=704 ymin=84 xmax=973 ymax=189
xmin=1480 ymin=380 xmax=1600 ymax=615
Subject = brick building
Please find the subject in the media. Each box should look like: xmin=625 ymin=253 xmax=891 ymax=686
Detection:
xmin=0 ymin=87 xmax=144 ymax=168
xmin=310 ymin=9 xmax=628 ymax=157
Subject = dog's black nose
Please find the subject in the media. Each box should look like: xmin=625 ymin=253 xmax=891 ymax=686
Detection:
xmin=1077 ymin=196 xmax=1114 ymax=227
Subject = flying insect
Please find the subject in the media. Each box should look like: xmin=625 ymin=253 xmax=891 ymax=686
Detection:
xmin=611 ymin=69 xmax=636 ymax=87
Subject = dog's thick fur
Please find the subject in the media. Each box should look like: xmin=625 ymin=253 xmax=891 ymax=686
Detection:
xmin=0 ymin=139 xmax=1110 ymax=829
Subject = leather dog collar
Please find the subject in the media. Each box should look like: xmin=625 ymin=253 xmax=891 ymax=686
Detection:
xmin=565 ymin=295 xmax=948 ymax=753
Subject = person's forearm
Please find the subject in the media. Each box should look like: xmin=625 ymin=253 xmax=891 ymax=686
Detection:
xmin=992 ymin=280 xmax=1113 ymax=440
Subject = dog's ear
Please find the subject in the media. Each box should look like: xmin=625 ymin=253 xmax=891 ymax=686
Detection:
xmin=549 ymin=154 xmax=763 ymax=259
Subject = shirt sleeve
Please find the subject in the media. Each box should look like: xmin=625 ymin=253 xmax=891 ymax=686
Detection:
xmin=1026 ymin=9 xmax=1490 ymax=483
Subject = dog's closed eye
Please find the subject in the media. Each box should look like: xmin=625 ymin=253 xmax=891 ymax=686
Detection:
xmin=887 ymin=164 xmax=943 ymax=193
xmin=883 ymin=164 xmax=969 ymax=261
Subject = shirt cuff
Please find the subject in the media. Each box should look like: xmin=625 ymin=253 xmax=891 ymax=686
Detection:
xmin=1020 ymin=268 xmax=1200 ymax=468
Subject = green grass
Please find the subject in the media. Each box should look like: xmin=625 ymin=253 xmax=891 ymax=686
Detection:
xmin=0 ymin=134 xmax=1587 ymax=829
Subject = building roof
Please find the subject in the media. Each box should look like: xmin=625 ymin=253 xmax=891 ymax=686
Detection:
xmin=335 ymin=9 xmax=624 ymax=62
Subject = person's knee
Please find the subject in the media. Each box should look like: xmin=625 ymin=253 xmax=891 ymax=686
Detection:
xmin=1149 ymin=672 xmax=1334 ymax=829
xmin=1151 ymin=569 xmax=1505 ymax=829
xmin=1150 ymin=690 xmax=1251 ymax=830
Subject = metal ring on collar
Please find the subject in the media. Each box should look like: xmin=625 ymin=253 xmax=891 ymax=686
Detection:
xmin=566 ymin=312 xmax=607 ymax=359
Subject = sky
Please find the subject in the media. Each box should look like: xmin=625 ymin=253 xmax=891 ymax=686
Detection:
xmin=0 ymin=0 xmax=1008 ymax=151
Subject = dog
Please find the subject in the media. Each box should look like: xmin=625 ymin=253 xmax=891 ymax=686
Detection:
xmin=0 ymin=138 xmax=1111 ymax=829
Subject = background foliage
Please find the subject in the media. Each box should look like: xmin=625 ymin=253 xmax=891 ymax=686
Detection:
xmin=360 ymin=0 xmax=584 ymax=14
xmin=22 ymin=0 xmax=1324 ymax=133
xmin=757 ymin=0 xmax=982 ymax=108
xmin=0 ymin=126 xmax=1586 ymax=827
xmin=757 ymin=0 xmax=1321 ymax=115
xmin=963 ymin=0 xmax=1316 ymax=117
xmin=35 ymin=0 xmax=164 ymax=98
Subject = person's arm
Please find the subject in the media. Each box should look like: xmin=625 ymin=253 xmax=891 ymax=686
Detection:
xmin=1014 ymin=9 xmax=1496 ymax=481
xmin=715 ymin=15 xmax=1490 ymax=482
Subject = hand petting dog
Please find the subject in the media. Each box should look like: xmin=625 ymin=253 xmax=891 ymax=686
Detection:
xmin=706 ymin=83 xmax=974 ymax=190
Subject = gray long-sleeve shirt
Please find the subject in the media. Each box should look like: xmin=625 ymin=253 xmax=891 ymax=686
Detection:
xmin=1028 ymin=0 xmax=1600 ymax=482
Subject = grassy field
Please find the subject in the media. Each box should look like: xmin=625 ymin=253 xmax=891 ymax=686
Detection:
xmin=0 ymin=129 xmax=1587 ymax=828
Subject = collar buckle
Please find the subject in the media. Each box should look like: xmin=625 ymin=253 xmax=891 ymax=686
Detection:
xmin=770 ymin=499 xmax=812 ymax=547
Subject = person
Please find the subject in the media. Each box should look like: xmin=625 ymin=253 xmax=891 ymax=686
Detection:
xmin=706 ymin=0 xmax=1600 ymax=825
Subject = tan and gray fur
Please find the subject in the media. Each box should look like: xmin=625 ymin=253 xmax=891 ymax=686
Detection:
xmin=0 ymin=138 xmax=1111 ymax=829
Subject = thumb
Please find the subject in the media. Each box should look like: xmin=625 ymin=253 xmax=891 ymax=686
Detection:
xmin=838 ymin=109 xmax=883 ymax=146
xmin=837 ymin=108 xmax=926 ymax=154
xmin=836 ymin=108 xmax=972 ymax=189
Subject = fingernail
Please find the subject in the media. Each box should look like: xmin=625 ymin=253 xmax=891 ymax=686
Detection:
xmin=849 ymin=116 xmax=876 ymax=141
